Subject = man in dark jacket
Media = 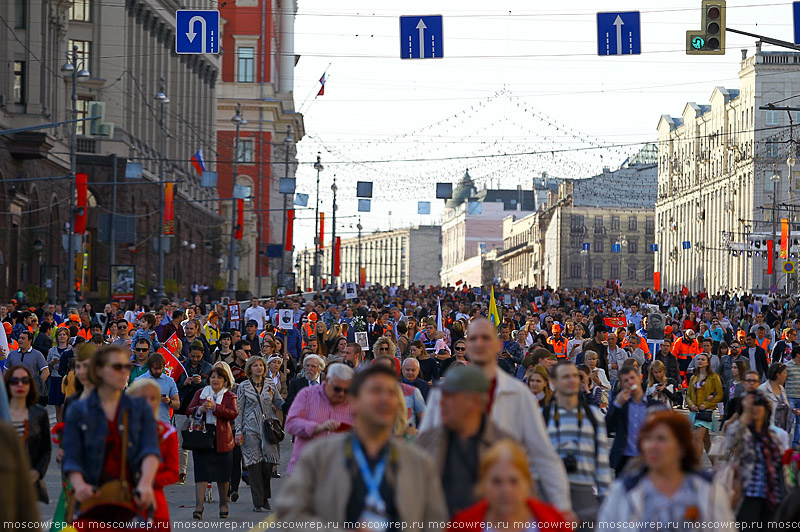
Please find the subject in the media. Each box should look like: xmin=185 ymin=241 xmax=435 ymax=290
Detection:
xmin=655 ymin=337 xmax=681 ymax=385
xmin=401 ymin=357 xmax=430 ymax=400
xmin=283 ymin=354 xmax=324 ymax=416
xmin=606 ymin=366 xmax=663 ymax=474
xmin=743 ymin=333 xmax=770 ymax=380
xmin=584 ymin=326 xmax=609 ymax=374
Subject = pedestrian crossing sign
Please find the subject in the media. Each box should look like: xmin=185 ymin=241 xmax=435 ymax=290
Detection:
xmin=784 ymin=261 xmax=795 ymax=274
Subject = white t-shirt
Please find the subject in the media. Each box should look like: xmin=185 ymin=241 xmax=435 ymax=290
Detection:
xmin=244 ymin=305 xmax=268 ymax=329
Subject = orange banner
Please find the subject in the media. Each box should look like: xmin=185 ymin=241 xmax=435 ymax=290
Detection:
xmin=653 ymin=271 xmax=661 ymax=292
xmin=319 ymin=212 xmax=325 ymax=249
xmin=163 ymin=183 xmax=174 ymax=236
xmin=781 ymin=218 xmax=789 ymax=258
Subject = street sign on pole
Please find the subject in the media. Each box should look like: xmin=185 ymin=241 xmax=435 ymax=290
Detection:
xmin=176 ymin=10 xmax=220 ymax=54
xmin=400 ymin=15 xmax=444 ymax=59
xmin=597 ymin=11 xmax=641 ymax=56
xmin=794 ymin=2 xmax=800 ymax=44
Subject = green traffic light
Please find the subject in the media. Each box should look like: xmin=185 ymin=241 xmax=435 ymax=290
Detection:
xmin=691 ymin=36 xmax=705 ymax=49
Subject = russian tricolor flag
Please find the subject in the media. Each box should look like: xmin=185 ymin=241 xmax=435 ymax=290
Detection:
xmin=191 ymin=148 xmax=206 ymax=176
xmin=317 ymin=71 xmax=326 ymax=96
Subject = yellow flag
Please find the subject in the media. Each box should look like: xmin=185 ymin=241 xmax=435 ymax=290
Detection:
xmin=489 ymin=286 xmax=501 ymax=326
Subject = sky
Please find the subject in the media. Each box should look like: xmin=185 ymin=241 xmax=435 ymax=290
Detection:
xmin=290 ymin=0 xmax=798 ymax=249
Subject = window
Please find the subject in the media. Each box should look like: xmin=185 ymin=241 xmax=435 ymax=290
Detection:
xmin=13 ymin=61 xmax=25 ymax=104
xmin=75 ymin=98 xmax=93 ymax=135
xmin=610 ymin=263 xmax=619 ymax=279
xmin=570 ymin=262 xmax=582 ymax=279
xmin=765 ymin=143 xmax=780 ymax=158
xmin=594 ymin=237 xmax=604 ymax=253
xmin=14 ymin=0 xmax=26 ymax=28
xmin=628 ymin=239 xmax=638 ymax=254
xmin=628 ymin=216 xmax=638 ymax=231
xmin=236 ymin=138 xmax=254 ymax=163
xmin=69 ymin=0 xmax=91 ymax=22
xmin=237 ymin=47 xmax=255 ymax=83
xmin=766 ymin=110 xmax=781 ymax=126
xmin=627 ymin=264 xmax=637 ymax=280
xmin=645 ymin=216 xmax=655 ymax=235
xmin=593 ymin=262 xmax=603 ymax=280
xmin=569 ymin=235 xmax=582 ymax=248
xmin=594 ymin=215 xmax=604 ymax=233
xmin=68 ymin=39 xmax=92 ymax=72
xmin=611 ymin=215 xmax=620 ymax=231
xmin=570 ymin=214 xmax=584 ymax=230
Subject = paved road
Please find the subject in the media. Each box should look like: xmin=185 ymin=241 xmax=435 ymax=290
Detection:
xmin=38 ymin=407 xmax=289 ymax=531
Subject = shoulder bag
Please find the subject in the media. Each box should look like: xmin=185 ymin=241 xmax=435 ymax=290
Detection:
xmin=66 ymin=410 xmax=139 ymax=523
xmin=255 ymin=382 xmax=285 ymax=444
xmin=181 ymin=410 xmax=217 ymax=451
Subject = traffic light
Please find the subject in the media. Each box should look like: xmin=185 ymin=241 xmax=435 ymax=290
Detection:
xmin=686 ymin=0 xmax=725 ymax=55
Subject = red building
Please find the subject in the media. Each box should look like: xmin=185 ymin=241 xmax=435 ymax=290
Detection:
xmin=217 ymin=0 xmax=304 ymax=296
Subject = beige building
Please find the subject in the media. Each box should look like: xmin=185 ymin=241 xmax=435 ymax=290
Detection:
xmin=499 ymin=148 xmax=658 ymax=290
xmin=440 ymin=171 xmax=535 ymax=286
xmin=656 ymin=47 xmax=800 ymax=294
xmin=296 ymin=225 xmax=441 ymax=289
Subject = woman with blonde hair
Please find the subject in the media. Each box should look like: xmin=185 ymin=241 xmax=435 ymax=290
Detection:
xmin=646 ymin=360 xmax=682 ymax=409
xmin=313 ymin=322 xmax=328 ymax=358
xmin=524 ymin=365 xmax=552 ymax=411
xmin=449 ymin=440 xmax=567 ymax=530
xmin=372 ymin=337 xmax=397 ymax=360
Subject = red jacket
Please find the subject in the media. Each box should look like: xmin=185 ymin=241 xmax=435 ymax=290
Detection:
xmin=449 ymin=498 xmax=567 ymax=531
xmin=153 ymin=421 xmax=179 ymax=530
xmin=187 ymin=388 xmax=238 ymax=453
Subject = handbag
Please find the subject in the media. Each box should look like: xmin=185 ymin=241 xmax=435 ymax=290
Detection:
xmin=695 ymin=409 xmax=713 ymax=422
xmin=66 ymin=410 xmax=138 ymax=523
xmin=255 ymin=382 xmax=285 ymax=444
xmin=181 ymin=411 xmax=217 ymax=451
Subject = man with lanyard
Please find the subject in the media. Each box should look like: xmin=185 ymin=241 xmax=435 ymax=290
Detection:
xmin=547 ymin=323 xmax=568 ymax=360
xmin=545 ymin=363 xmax=611 ymax=529
xmin=129 ymin=338 xmax=152 ymax=383
xmin=276 ymin=365 xmax=448 ymax=529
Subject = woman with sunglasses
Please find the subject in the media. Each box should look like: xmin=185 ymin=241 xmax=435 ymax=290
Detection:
xmin=62 ymin=344 xmax=160 ymax=522
xmin=5 ymin=365 xmax=51 ymax=503
xmin=452 ymin=338 xmax=468 ymax=364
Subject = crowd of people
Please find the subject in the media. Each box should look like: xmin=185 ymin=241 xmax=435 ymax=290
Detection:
xmin=1 ymin=285 xmax=800 ymax=530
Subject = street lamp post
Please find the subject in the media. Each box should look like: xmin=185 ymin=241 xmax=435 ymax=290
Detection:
xmin=226 ymin=103 xmax=246 ymax=300
xmin=154 ymin=79 xmax=169 ymax=299
xmin=331 ymin=177 xmax=337 ymax=286
xmin=770 ymin=170 xmax=781 ymax=291
xmin=61 ymin=45 xmax=90 ymax=307
xmin=278 ymin=126 xmax=292 ymax=290
xmin=312 ymin=154 xmax=324 ymax=291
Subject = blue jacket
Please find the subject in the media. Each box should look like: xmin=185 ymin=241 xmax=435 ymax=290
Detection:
xmin=62 ymin=390 xmax=161 ymax=487
xmin=605 ymin=395 xmax=663 ymax=470
xmin=276 ymin=327 xmax=302 ymax=361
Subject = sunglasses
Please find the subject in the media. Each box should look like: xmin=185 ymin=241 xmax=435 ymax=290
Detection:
xmin=106 ymin=363 xmax=135 ymax=372
xmin=379 ymin=347 xmax=390 ymax=352
xmin=8 ymin=377 xmax=30 ymax=385
xmin=454 ymin=346 xmax=466 ymax=352
xmin=331 ymin=385 xmax=348 ymax=394
xmin=134 ymin=348 xmax=150 ymax=352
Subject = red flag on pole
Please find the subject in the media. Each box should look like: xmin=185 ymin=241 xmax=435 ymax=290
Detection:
xmin=334 ymin=236 xmax=341 ymax=276
xmin=163 ymin=182 xmax=174 ymax=236
xmin=234 ymin=199 xmax=244 ymax=240
xmin=75 ymin=173 xmax=88 ymax=234
xmin=781 ymin=219 xmax=789 ymax=258
xmin=285 ymin=209 xmax=295 ymax=251
xmin=767 ymin=239 xmax=774 ymax=275
xmin=158 ymin=333 xmax=185 ymax=380
xmin=653 ymin=271 xmax=661 ymax=292
xmin=681 ymin=285 xmax=689 ymax=296
xmin=319 ymin=212 xmax=325 ymax=249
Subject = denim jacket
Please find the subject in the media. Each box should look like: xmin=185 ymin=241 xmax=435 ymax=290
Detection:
xmin=62 ymin=390 xmax=161 ymax=486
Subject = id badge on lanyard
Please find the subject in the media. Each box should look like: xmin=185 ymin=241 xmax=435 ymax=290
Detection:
xmin=352 ymin=437 xmax=390 ymax=531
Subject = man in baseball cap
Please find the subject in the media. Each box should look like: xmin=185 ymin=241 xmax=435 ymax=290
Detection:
xmin=416 ymin=364 xmax=511 ymax=517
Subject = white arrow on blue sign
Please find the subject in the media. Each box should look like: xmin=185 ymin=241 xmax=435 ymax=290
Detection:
xmin=597 ymin=11 xmax=641 ymax=56
xmin=400 ymin=15 xmax=443 ymax=59
xmin=176 ymin=10 xmax=220 ymax=54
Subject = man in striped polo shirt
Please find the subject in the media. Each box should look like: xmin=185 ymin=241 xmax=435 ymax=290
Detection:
xmin=545 ymin=362 xmax=612 ymax=530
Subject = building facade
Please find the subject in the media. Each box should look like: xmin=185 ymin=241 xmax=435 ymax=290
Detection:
xmin=296 ymin=225 xmax=442 ymax=290
xmin=0 ymin=0 xmax=222 ymax=302
xmin=656 ymin=47 xmax=800 ymax=294
xmin=440 ymin=171 xmax=535 ymax=286
xmin=498 ymin=150 xmax=658 ymax=290
xmin=216 ymin=0 xmax=304 ymax=297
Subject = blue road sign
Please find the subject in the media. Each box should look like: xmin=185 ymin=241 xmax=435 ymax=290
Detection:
xmin=176 ymin=10 xmax=220 ymax=54
xmin=682 ymin=241 xmax=691 ymax=250
xmin=400 ymin=15 xmax=444 ymax=59
xmin=612 ymin=243 xmax=621 ymax=253
xmin=649 ymin=243 xmax=659 ymax=252
xmin=794 ymin=3 xmax=800 ymax=44
xmin=582 ymin=243 xmax=590 ymax=251
xmin=597 ymin=11 xmax=641 ymax=56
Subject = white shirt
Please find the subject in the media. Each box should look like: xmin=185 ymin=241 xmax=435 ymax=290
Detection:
xmin=244 ymin=305 xmax=268 ymax=329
